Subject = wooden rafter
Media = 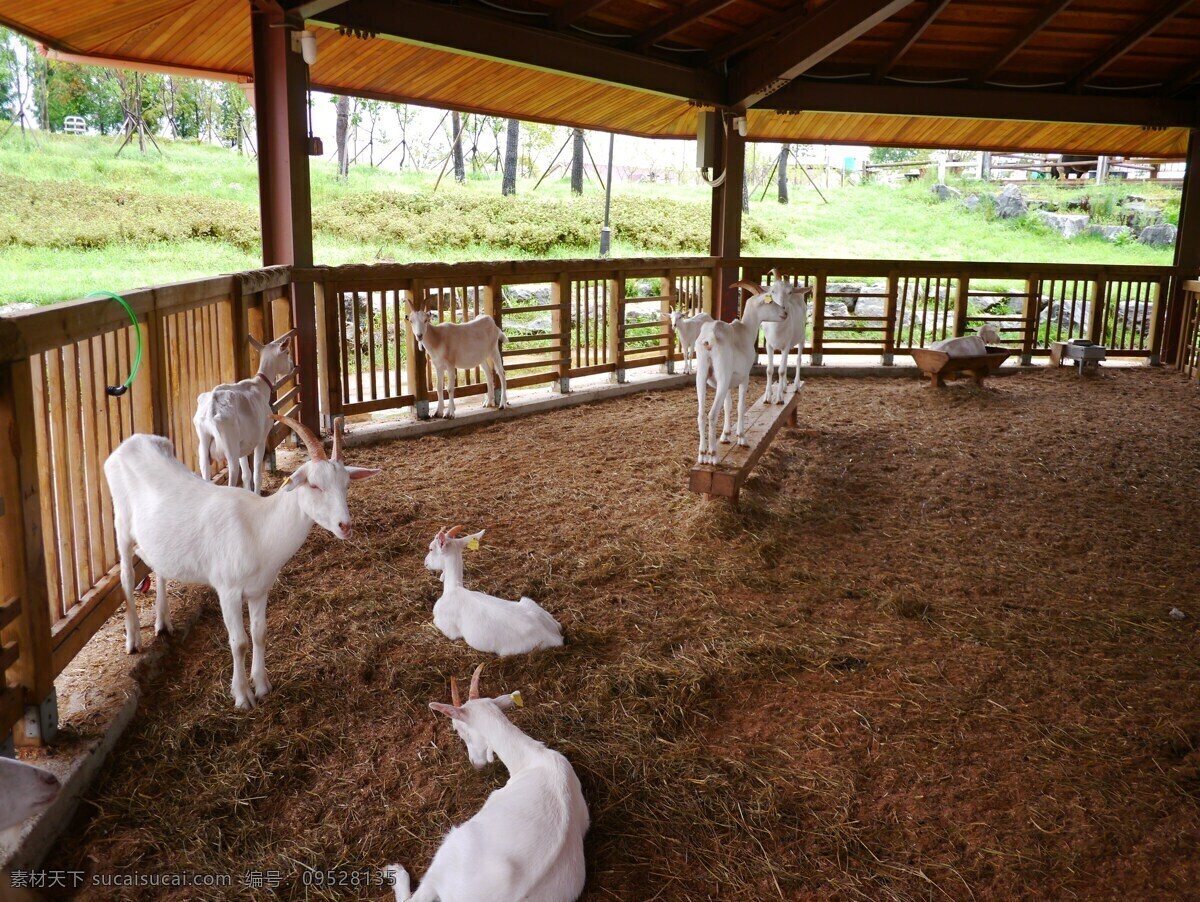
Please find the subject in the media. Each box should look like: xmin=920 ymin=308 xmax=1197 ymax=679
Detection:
xmin=1165 ymin=57 xmax=1200 ymax=95
xmin=729 ymin=0 xmax=916 ymax=108
xmin=631 ymin=0 xmax=738 ymax=52
xmin=972 ymin=0 xmax=1072 ymax=85
xmin=760 ymin=80 xmax=1199 ymax=129
xmin=553 ymin=0 xmax=612 ymax=30
xmin=874 ymin=0 xmax=951 ymax=81
xmin=708 ymin=1 xmax=811 ymax=63
xmin=310 ymin=0 xmax=724 ymax=103
xmin=1066 ymin=0 xmax=1196 ymax=91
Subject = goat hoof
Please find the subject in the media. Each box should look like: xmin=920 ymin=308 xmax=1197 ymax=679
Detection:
xmin=233 ymin=694 xmax=255 ymax=710
xmin=125 ymin=640 xmax=141 ymax=655
xmin=737 ymin=438 xmax=749 ymax=447
xmin=253 ymin=679 xmax=273 ymax=700
xmin=156 ymin=625 xmax=172 ymax=638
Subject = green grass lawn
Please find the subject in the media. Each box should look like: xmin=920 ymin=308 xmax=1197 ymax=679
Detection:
xmin=0 ymin=132 xmax=1179 ymax=305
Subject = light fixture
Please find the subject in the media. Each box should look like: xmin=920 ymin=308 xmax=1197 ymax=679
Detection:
xmin=733 ymin=115 xmax=748 ymax=137
xmin=291 ymin=29 xmax=318 ymax=66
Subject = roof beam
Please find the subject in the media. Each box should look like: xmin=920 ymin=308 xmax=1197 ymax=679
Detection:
xmin=311 ymin=0 xmax=723 ymax=103
xmin=708 ymin=2 xmax=812 ymax=64
xmin=631 ymin=0 xmax=739 ymax=52
xmin=972 ymin=0 xmax=1072 ymax=86
xmin=760 ymin=80 xmax=1199 ymax=129
xmin=1066 ymin=0 xmax=1194 ymax=91
xmin=1166 ymin=57 xmax=1200 ymax=96
xmin=729 ymin=0 xmax=916 ymax=109
xmin=553 ymin=0 xmax=612 ymax=30
xmin=874 ymin=0 xmax=951 ymax=81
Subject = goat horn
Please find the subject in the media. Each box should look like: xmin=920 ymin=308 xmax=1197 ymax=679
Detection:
xmin=450 ymin=676 xmax=462 ymax=708
xmin=468 ymin=663 xmax=484 ymax=700
xmin=446 ymin=525 xmax=465 ymax=538
xmin=731 ymin=280 xmax=766 ymax=296
xmin=332 ymin=417 xmax=344 ymax=461
xmin=271 ymin=414 xmax=327 ymax=461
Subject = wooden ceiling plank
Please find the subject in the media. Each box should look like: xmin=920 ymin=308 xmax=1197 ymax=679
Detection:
xmin=874 ymin=0 xmax=951 ymax=80
xmin=707 ymin=1 xmax=812 ymax=63
xmin=631 ymin=0 xmax=739 ymax=51
xmin=1067 ymin=0 xmax=1197 ymax=90
xmin=972 ymin=0 xmax=1074 ymax=84
xmin=729 ymin=0 xmax=917 ymax=108
xmin=310 ymin=0 xmax=724 ymax=103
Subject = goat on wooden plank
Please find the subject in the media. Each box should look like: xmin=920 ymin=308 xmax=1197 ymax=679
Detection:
xmin=694 ymin=282 xmax=788 ymax=465
xmin=929 ymin=323 xmax=1001 ymax=358
xmin=404 ymin=301 xmax=507 ymax=419
xmin=761 ymin=269 xmax=812 ymax=404
xmin=424 ymin=526 xmax=564 ymax=656
xmin=662 ymin=310 xmax=714 ymax=375
xmin=194 ymin=330 xmax=295 ymax=493
xmin=104 ymin=417 xmax=380 ymax=708
xmin=387 ymin=665 xmax=588 ymax=902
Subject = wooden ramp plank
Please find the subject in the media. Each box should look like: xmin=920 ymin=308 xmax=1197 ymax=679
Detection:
xmin=689 ymin=382 xmax=804 ymax=502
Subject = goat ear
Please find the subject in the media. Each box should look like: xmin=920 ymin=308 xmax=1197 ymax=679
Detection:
xmin=468 ymin=529 xmax=486 ymax=542
xmin=248 ymin=335 xmax=266 ymax=352
xmin=795 ymin=286 xmax=813 ymax=297
xmin=494 ymin=691 xmax=522 ymax=710
xmin=282 ymin=465 xmax=309 ymax=492
xmin=345 ymin=466 xmax=381 ymax=481
xmin=428 ymin=702 xmax=465 ymax=721
xmin=403 ymin=298 xmax=414 ymax=315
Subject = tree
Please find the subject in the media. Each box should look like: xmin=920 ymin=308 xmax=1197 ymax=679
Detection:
xmin=742 ymin=171 xmax=750 ymax=214
xmin=335 ymin=94 xmax=350 ymax=180
xmin=570 ymin=128 xmax=585 ymax=195
xmin=777 ymin=144 xmax=791 ymax=204
xmin=450 ymin=110 xmax=465 ymax=183
xmin=502 ymin=118 xmax=519 ymax=195
xmin=869 ymin=146 xmax=922 ymax=164
xmin=217 ymin=82 xmax=251 ymax=151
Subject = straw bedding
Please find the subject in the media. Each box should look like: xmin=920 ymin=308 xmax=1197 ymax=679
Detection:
xmin=48 ymin=367 xmax=1200 ymax=900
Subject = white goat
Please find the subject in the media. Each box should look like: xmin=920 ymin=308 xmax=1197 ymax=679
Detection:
xmin=424 ymin=526 xmax=563 ymax=657
xmin=104 ymin=417 xmax=380 ymax=708
xmin=0 ymin=757 xmax=60 ymax=840
xmin=405 ymin=302 xmax=507 ymax=419
xmin=761 ymin=271 xmax=812 ymax=404
xmin=930 ymin=324 xmax=1002 ymax=358
xmin=694 ymin=282 xmax=788 ymax=464
xmin=663 ymin=310 xmax=714 ymax=375
xmin=388 ymin=666 xmax=588 ymax=902
xmin=194 ymin=331 xmax=295 ymax=493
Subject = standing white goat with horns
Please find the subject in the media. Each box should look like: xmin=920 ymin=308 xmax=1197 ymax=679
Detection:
xmin=404 ymin=300 xmax=507 ymax=419
xmin=104 ymin=416 xmax=380 ymax=708
xmin=387 ymin=665 xmax=589 ymax=902
xmin=694 ymin=282 xmax=789 ymax=464
xmin=194 ymin=331 xmax=295 ymax=494
xmin=761 ymin=270 xmax=812 ymax=404
xmin=424 ymin=525 xmax=564 ymax=656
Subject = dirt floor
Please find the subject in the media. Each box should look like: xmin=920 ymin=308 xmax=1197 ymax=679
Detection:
xmin=46 ymin=367 xmax=1200 ymax=900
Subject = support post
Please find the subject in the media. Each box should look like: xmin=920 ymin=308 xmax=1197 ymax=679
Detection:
xmin=552 ymin=273 xmax=571 ymax=392
xmin=882 ymin=270 xmax=897 ymax=365
xmin=1088 ymin=279 xmax=1107 ymax=346
xmin=708 ymin=114 xmax=746 ymax=322
xmin=662 ymin=271 xmax=676 ymax=374
xmin=1163 ymin=130 xmax=1200 ymax=367
xmin=484 ymin=277 xmax=504 ymax=406
xmin=810 ymin=272 xmax=827 ymax=366
xmin=251 ymin=6 xmax=318 ymax=432
xmin=953 ymin=274 xmax=970 ymax=337
xmin=406 ymin=282 xmax=430 ymax=418
xmin=0 ymin=360 xmax=57 ymax=745
xmin=608 ymin=274 xmax=626 ymax=382
xmin=1022 ymin=276 xmax=1039 ymax=364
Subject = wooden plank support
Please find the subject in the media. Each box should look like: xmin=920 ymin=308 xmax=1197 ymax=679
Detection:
xmin=689 ymin=382 xmax=804 ymax=504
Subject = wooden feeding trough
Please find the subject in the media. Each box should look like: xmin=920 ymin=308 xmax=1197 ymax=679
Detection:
xmin=689 ymin=382 xmax=803 ymax=503
xmin=910 ymin=346 xmax=1012 ymax=387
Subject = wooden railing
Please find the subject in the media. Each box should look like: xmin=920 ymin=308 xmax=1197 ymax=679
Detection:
xmin=1179 ymin=279 xmax=1200 ymax=378
xmin=737 ymin=259 xmax=1174 ymax=365
xmin=0 ymin=254 xmax=1190 ymax=748
xmin=298 ymin=258 xmax=716 ymax=421
xmin=0 ymin=267 xmax=296 ymax=744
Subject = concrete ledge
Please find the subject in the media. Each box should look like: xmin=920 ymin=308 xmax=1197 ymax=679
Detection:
xmin=0 ymin=598 xmax=209 ymax=871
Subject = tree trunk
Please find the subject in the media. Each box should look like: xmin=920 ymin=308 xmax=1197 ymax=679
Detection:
xmin=742 ymin=170 xmax=750 ymax=214
xmin=778 ymin=144 xmax=790 ymax=204
xmin=335 ymin=95 xmax=350 ymax=180
xmin=502 ymin=118 xmax=520 ymax=196
xmin=571 ymin=128 xmax=585 ymax=195
xmin=451 ymin=111 xmax=466 ymax=183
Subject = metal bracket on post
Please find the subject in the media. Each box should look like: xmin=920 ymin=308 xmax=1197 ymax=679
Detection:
xmin=556 ymin=377 xmax=570 ymax=395
xmin=666 ymin=357 xmax=676 ymax=375
xmin=414 ymin=399 xmax=431 ymax=420
xmin=881 ymin=352 xmax=894 ymax=366
xmin=22 ymin=692 xmax=58 ymax=745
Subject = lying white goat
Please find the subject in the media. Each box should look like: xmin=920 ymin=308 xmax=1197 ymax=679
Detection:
xmin=930 ymin=324 xmax=1002 ymax=358
xmin=761 ymin=270 xmax=812 ymax=404
xmin=663 ymin=310 xmax=714 ymax=375
xmin=388 ymin=666 xmax=588 ymax=902
xmin=405 ymin=301 xmax=507 ymax=419
xmin=194 ymin=331 xmax=295 ymax=493
xmin=0 ymin=757 xmax=60 ymax=840
xmin=104 ymin=417 xmax=380 ymax=707
xmin=694 ymin=282 xmax=788 ymax=464
xmin=425 ymin=526 xmax=563 ymax=656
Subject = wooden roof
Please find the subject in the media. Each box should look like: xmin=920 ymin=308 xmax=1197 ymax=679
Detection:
xmin=3 ymin=0 xmax=1198 ymax=153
